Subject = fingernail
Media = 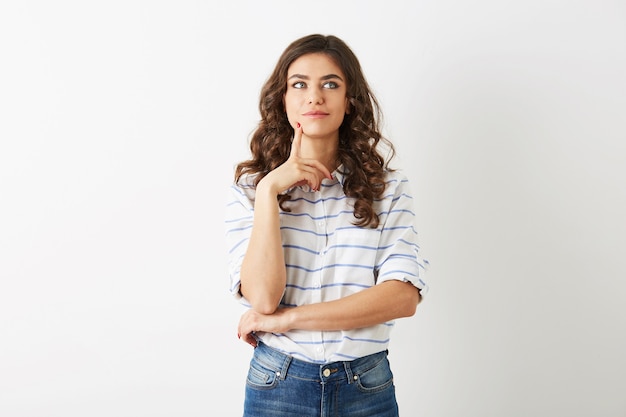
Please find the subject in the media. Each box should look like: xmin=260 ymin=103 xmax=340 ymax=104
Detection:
xmin=296 ymin=122 xmax=301 ymax=128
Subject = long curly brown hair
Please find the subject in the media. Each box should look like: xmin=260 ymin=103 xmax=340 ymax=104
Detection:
xmin=235 ymin=34 xmax=396 ymax=228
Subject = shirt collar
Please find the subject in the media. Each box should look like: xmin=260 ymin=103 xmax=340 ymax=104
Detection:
xmin=333 ymin=164 xmax=347 ymax=188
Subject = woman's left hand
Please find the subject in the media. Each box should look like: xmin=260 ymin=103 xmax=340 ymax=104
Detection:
xmin=237 ymin=307 xmax=292 ymax=348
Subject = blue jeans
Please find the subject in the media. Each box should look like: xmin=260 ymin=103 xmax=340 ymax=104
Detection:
xmin=243 ymin=342 xmax=399 ymax=417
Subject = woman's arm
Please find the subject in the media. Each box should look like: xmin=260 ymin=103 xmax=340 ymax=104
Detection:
xmin=238 ymin=279 xmax=421 ymax=347
xmin=239 ymin=126 xmax=332 ymax=314
xmin=238 ymin=182 xmax=286 ymax=315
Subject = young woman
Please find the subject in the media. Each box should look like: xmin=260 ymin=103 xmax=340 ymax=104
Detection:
xmin=225 ymin=34 xmax=428 ymax=417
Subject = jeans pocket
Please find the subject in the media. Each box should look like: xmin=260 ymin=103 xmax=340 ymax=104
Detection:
xmin=354 ymin=357 xmax=394 ymax=393
xmin=246 ymin=359 xmax=279 ymax=390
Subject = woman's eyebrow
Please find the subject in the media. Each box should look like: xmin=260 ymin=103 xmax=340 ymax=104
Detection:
xmin=287 ymin=73 xmax=344 ymax=81
xmin=321 ymin=74 xmax=344 ymax=81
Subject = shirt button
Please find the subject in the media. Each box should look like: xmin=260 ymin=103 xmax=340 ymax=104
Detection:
xmin=323 ymin=369 xmax=331 ymax=377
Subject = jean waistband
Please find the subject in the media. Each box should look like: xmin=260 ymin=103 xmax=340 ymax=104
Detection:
xmin=253 ymin=341 xmax=389 ymax=383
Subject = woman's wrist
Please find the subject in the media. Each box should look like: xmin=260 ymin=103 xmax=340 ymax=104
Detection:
xmin=256 ymin=176 xmax=280 ymax=197
xmin=283 ymin=306 xmax=299 ymax=331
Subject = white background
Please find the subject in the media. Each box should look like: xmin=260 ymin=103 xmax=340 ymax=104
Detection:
xmin=1 ymin=1 xmax=625 ymax=416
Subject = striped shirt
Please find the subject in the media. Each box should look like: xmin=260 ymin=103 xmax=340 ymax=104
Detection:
xmin=224 ymin=167 xmax=428 ymax=364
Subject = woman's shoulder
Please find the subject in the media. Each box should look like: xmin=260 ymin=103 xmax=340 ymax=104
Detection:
xmin=229 ymin=172 xmax=260 ymax=203
xmin=383 ymin=168 xmax=410 ymax=185
xmin=234 ymin=172 xmax=260 ymax=188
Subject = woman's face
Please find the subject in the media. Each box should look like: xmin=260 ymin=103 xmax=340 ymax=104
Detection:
xmin=284 ymin=52 xmax=349 ymax=141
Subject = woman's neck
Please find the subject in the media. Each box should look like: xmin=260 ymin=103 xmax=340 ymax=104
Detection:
xmin=300 ymin=135 xmax=339 ymax=173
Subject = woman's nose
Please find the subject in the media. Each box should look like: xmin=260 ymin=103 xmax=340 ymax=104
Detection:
xmin=307 ymin=89 xmax=323 ymax=104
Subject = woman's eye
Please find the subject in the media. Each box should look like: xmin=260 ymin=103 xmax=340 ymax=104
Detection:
xmin=323 ymin=81 xmax=339 ymax=89
xmin=292 ymin=81 xmax=306 ymax=89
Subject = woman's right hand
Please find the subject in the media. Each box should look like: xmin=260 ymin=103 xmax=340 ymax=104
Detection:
xmin=258 ymin=123 xmax=332 ymax=194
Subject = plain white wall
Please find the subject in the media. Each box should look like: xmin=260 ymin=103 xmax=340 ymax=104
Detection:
xmin=1 ymin=1 xmax=625 ymax=416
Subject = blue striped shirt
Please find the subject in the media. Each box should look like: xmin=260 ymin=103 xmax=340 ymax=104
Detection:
xmin=224 ymin=167 xmax=428 ymax=364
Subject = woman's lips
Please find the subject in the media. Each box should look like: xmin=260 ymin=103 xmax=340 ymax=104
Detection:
xmin=303 ymin=111 xmax=329 ymax=119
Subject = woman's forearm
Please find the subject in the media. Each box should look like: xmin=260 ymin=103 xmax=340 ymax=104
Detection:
xmin=288 ymin=280 xmax=421 ymax=331
xmin=238 ymin=280 xmax=421 ymax=347
xmin=240 ymin=184 xmax=286 ymax=314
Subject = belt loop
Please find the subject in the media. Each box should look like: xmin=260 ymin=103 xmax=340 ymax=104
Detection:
xmin=343 ymin=361 xmax=355 ymax=384
xmin=278 ymin=352 xmax=292 ymax=380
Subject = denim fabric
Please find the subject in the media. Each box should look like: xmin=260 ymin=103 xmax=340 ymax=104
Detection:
xmin=243 ymin=342 xmax=399 ymax=417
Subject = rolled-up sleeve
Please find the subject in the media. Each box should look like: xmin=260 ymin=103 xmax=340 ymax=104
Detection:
xmin=375 ymin=173 xmax=429 ymax=296
xmin=224 ymin=181 xmax=255 ymax=305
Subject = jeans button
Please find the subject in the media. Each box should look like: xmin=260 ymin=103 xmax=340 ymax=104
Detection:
xmin=322 ymin=368 xmax=331 ymax=377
